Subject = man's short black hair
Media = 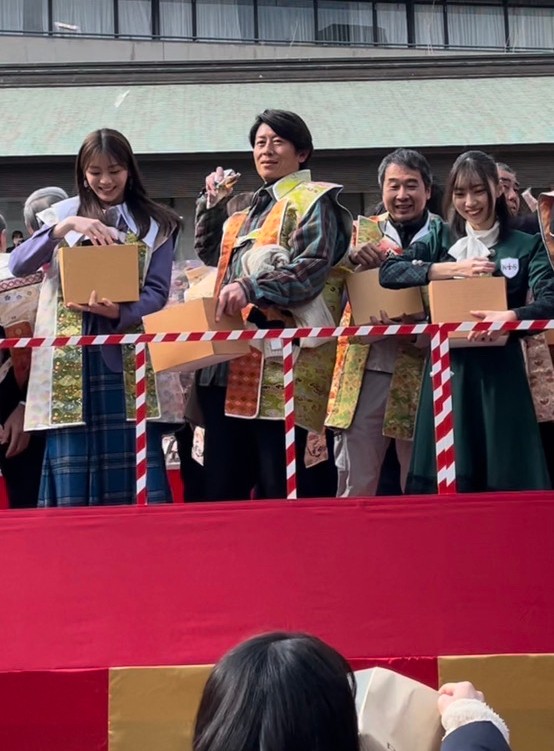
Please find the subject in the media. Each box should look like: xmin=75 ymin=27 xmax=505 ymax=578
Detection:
xmin=11 ymin=229 xmax=23 ymax=239
xmin=378 ymin=148 xmax=433 ymax=190
xmin=249 ymin=110 xmax=314 ymax=167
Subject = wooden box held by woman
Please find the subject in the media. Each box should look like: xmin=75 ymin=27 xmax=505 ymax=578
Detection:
xmin=9 ymin=129 xmax=182 ymax=507
xmin=380 ymin=151 xmax=554 ymax=493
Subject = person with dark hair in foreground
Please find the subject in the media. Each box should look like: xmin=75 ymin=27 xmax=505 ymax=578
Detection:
xmin=193 ymin=109 xmax=351 ymax=501
xmin=192 ymin=632 xmax=511 ymax=751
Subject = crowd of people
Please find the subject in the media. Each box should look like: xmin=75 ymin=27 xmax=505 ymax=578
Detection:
xmin=1 ymin=110 xmax=554 ymax=507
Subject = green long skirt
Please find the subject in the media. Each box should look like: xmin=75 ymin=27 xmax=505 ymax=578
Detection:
xmin=408 ymin=340 xmax=551 ymax=494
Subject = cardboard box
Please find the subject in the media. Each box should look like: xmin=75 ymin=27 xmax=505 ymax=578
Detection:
xmin=429 ymin=276 xmax=508 ymax=347
xmin=347 ymin=269 xmax=425 ymax=323
xmin=143 ymin=297 xmax=250 ymax=373
xmin=546 ymin=329 xmax=554 ymax=346
xmin=59 ymin=244 xmax=139 ymax=304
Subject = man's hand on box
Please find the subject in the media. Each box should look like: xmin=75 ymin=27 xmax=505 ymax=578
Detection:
xmin=67 ymin=290 xmax=121 ymax=320
xmin=216 ymin=282 xmax=247 ymax=322
xmin=369 ymin=309 xmax=398 ymax=326
xmin=349 ymin=242 xmax=386 ymax=270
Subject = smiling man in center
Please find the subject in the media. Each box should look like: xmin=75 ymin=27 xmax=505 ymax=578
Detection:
xmin=193 ymin=109 xmax=352 ymax=501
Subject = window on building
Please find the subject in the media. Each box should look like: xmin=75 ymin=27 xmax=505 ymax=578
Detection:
xmin=447 ymin=0 xmax=505 ymax=48
xmin=0 ymin=0 xmax=48 ymax=33
xmin=508 ymin=4 xmax=554 ymax=50
xmin=317 ymin=1 xmax=374 ymax=44
xmin=414 ymin=3 xmax=445 ymax=46
xmin=375 ymin=2 xmax=408 ymax=44
xmin=52 ymin=0 xmax=114 ymax=35
xmin=195 ymin=0 xmax=254 ymax=40
xmin=160 ymin=0 xmax=193 ymax=38
xmin=119 ymin=0 xmax=152 ymax=37
xmin=258 ymin=0 xmax=315 ymax=43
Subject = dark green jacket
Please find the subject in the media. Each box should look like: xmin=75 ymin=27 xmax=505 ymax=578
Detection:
xmin=380 ymin=221 xmax=554 ymax=320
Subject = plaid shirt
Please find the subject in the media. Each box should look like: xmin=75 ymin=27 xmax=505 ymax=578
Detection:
xmin=195 ymin=170 xmax=350 ymax=387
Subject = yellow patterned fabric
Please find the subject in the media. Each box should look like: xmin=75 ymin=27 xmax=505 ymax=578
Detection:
xmin=325 ymin=303 xmax=370 ymax=430
xmin=259 ymin=265 xmax=349 ymax=433
xmin=325 ymin=212 xmax=428 ymax=435
xmin=383 ymin=343 xmax=426 ymax=440
xmin=50 ymin=233 xmax=160 ymax=426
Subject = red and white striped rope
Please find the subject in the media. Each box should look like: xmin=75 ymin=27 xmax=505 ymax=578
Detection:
xmin=429 ymin=327 xmax=456 ymax=493
xmin=282 ymin=339 xmax=297 ymax=500
xmin=2 ymin=319 xmax=552 ymax=502
xmin=0 ymin=319 xmax=552 ymax=350
xmin=135 ymin=342 xmax=148 ymax=506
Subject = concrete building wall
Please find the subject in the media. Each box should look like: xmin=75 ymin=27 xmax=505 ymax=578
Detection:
xmin=0 ymin=33 xmax=491 ymax=66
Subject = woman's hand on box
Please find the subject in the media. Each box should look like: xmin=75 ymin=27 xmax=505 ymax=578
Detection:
xmin=216 ymin=282 xmax=247 ymax=321
xmin=67 ymin=290 xmax=121 ymax=320
xmin=53 ymin=216 xmax=119 ymax=245
xmin=467 ymin=309 xmax=516 ymax=342
xmin=429 ymin=258 xmax=496 ymax=280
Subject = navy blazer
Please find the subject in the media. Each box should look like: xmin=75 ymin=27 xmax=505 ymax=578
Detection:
xmin=442 ymin=722 xmax=511 ymax=751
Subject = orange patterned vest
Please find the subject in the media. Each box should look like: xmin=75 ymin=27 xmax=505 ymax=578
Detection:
xmin=214 ymin=179 xmax=351 ymax=433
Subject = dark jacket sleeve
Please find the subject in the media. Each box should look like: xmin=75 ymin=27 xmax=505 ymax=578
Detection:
xmin=380 ymin=219 xmax=450 ymax=289
xmin=510 ymin=214 xmax=540 ymax=235
xmin=513 ymin=234 xmax=554 ymax=320
xmin=193 ymin=193 xmax=230 ymax=267
xmin=441 ymin=722 xmax=511 ymax=751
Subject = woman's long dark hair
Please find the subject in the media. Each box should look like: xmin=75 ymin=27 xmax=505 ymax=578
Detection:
xmin=76 ymin=128 xmax=182 ymax=240
xmin=193 ymin=632 xmax=360 ymax=751
xmin=444 ymin=150 xmax=511 ymax=241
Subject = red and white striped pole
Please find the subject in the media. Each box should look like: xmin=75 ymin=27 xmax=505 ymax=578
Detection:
xmin=429 ymin=326 xmax=456 ymax=494
xmin=282 ymin=339 xmax=297 ymax=500
xmin=135 ymin=342 xmax=148 ymax=506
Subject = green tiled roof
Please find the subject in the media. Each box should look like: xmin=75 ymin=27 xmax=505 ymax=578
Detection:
xmin=2 ymin=76 xmax=552 ymax=157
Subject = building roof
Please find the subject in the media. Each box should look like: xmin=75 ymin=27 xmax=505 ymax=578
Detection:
xmin=3 ymin=76 xmax=553 ymax=157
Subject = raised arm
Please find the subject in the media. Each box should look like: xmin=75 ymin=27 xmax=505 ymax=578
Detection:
xmin=194 ymin=193 xmax=230 ymax=267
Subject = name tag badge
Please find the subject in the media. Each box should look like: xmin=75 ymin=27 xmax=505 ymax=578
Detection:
xmin=500 ymin=257 xmax=519 ymax=279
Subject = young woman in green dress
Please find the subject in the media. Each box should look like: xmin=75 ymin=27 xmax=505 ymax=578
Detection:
xmin=380 ymin=150 xmax=554 ymax=493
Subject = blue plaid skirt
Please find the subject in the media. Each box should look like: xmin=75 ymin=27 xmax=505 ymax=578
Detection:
xmin=39 ymin=347 xmax=172 ymax=507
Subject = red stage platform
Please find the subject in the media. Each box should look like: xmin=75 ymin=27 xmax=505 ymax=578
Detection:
xmin=0 ymin=492 xmax=553 ymax=750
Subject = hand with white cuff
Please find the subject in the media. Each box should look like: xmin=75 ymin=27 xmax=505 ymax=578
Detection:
xmin=438 ymin=681 xmax=510 ymax=745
